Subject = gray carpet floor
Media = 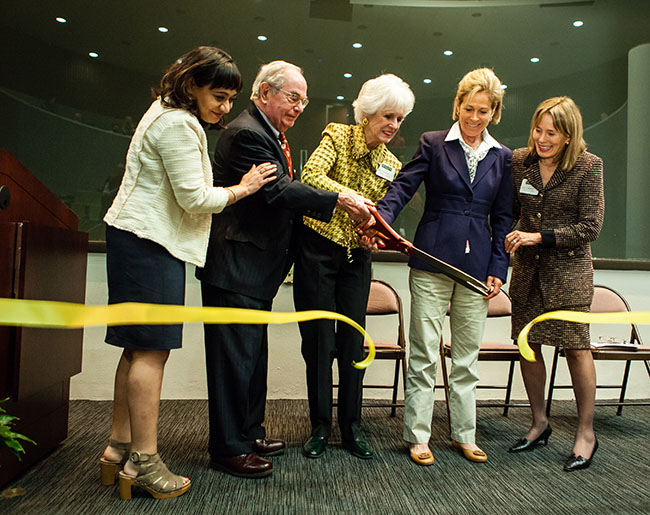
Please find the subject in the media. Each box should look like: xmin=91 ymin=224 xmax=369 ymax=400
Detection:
xmin=2 ymin=399 xmax=650 ymax=514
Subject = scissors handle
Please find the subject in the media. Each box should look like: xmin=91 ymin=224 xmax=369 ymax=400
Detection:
xmin=366 ymin=206 xmax=414 ymax=256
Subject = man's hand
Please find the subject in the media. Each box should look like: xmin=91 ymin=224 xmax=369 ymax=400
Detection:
xmin=336 ymin=192 xmax=373 ymax=225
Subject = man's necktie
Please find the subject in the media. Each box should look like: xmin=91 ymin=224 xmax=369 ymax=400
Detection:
xmin=278 ymin=133 xmax=292 ymax=178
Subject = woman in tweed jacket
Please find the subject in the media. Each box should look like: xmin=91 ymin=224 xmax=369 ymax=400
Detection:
xmin=294 ymin=74 xmax=415 ymax=460
xmin=505 ymin=97 xmax=604 ymax=471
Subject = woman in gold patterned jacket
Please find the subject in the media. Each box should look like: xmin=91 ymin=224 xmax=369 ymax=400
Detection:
xmin=293 ymin=74 xmax=415 ymax=460
xmin=505 ymin=97 xmax=604 ymax=472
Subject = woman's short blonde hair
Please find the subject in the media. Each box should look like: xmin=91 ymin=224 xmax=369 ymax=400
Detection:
xmin=452 ymin=68 xmax=504 ymax=124
xmin=527 ymin=96 xmax=587 ymax=171
xmin=352 ymin=73 xmax=415 ymax=124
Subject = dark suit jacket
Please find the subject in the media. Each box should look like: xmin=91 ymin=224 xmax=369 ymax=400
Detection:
xmin=377 ymin=129 xmax=513 ymax=282
xmin=196 ymin=104 xmax=338 ymax=300
xmin=509 ymin=149 xmax=604 ymax=308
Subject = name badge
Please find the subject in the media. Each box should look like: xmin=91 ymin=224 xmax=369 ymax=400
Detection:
xmin=519 ymin=178 xmax=539 ymax=195
xmin=376 ymin=162 xmax=396 ymax=181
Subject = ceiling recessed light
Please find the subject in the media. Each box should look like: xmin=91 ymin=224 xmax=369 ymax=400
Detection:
xmin=257 ymin=35 xmax=268 ymax=41
xmin=336 ymin=95 xmax=345 ymax=100
xmin=423 ymin=78 xmax=432 ymax=84
xmin=573 ymin=20 xmax=584 ymax=27
xmin=352 ymin=42 xmax=362 ymax=49
xmin=343 ymin=73 xmax=352 ymax=78
xmin=56 ymin=17 xmax=67 ymax=23
xmin=530 ymin=57 xmax=540 ymax=63
xmin=158 ymin=26 xmax=169 ymax=33
xmin=89 ymin=52 xmax=99 ymax=58
xmin=443 ymin=50 xmax=453 ymax=56
xmin=501 ymin=84 xmax=508 ymax=90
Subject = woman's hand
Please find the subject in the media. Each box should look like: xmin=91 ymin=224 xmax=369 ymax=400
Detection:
xmin=504 ymin=230 xmax=541 ymax=253
xmin=359 ymin=234 xmax=383 ymax=253
xmin=484 ymin=275 xmax=503 ymax=300
xmin=225 ymin=163 xmax=277 ymax=206
xmin=239 ymin=162 xmax=277 ymax=195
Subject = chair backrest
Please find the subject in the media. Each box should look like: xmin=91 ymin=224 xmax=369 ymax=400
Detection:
xmin=487 ymin=289 xmax=512 ymax=318
xmin=367 ymin=279 xmax=400 ymax=315
xmin=591 ymin=285 xmax=629 ymax=313
xmin=366 ymin=279 xmax=406 ymax=350
xmin=591 ymin=284 xmax=643 ymax=345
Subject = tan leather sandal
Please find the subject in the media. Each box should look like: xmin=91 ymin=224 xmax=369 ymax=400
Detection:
xmin=118 ymin=452 xmax=190 ymax=500
xmin=99 ymin=439 xmax=131 ymax=485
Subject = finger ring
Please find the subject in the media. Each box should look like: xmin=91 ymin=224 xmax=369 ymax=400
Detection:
xmin=259 ymin=170 xmax=263 ymax=174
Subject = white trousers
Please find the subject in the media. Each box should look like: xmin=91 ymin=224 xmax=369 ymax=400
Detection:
xmin=403 ymin=269 xmax=489 ymax=444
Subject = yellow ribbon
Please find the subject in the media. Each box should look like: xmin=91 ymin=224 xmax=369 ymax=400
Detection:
xmin=0 ymin=298 xmax=375 ymax=369
xmin=517 ymin=309 xmax=650 ymax=362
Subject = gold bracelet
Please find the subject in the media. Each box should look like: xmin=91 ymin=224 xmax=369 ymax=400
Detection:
xmin=225 ymin=187 xmax=237 ymax=203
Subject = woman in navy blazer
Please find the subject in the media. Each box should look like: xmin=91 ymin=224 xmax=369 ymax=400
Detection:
xmin=375 ymin=68 xmax=512 ymax=466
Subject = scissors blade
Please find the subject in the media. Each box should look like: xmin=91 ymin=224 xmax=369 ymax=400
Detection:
xmin=411 ymin=247 xmax=490 ymax=297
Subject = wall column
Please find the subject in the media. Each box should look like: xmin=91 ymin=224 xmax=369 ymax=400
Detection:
xmin=626 ymin=43 xmax=650 ymax=258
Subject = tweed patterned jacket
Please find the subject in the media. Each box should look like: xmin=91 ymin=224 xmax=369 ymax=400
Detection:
xmin=301 ymin=122 xmax=401 ymax=249
xmin=509 ymin=148 xmax=604 ymax=308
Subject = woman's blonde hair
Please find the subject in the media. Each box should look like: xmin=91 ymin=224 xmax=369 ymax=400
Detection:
xmin=452 ymin=68 xmax=504 ymax=124
xmin=527 ymin=96 xmax=587 ymax=171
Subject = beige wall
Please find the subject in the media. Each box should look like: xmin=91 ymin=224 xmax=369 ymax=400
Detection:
xmin=72 ymin=255 xmax=650 ymax=402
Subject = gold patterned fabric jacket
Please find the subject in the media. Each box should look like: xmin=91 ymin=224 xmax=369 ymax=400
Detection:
xmin=301 ymin=122 xmax=401 ymax=249
xmin=509 ymin=148 xmax=604 ymax=308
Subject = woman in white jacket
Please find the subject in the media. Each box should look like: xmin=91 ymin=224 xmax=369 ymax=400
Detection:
xmin=101 ymin=46 xmax=276 ymax=500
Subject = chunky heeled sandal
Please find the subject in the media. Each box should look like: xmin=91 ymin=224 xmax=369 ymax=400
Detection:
xmin=99 ymin=439 xmax=131 ymax=485
xmin=118 ymin=452 xmax=190 ymax=500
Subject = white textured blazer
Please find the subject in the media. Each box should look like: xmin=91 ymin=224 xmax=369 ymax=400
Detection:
xmin=104 ymin=99 xmax=228 ymax=267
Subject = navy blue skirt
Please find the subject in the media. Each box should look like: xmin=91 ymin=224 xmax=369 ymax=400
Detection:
xmin=105 ymin=225 xmax=185 ymax=350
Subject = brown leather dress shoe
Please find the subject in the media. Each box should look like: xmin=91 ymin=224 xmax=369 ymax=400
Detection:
xmin=253 ymin=438 xmax=286 ymax=457
xmin=210 ymin=453 xmax=272 ymax=478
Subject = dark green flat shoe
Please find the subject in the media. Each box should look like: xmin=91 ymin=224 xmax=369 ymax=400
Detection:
xmin=343 ymin=436 xmax=373 ymax=460
xmin=303 ymin=436 xmax=327 ymax=459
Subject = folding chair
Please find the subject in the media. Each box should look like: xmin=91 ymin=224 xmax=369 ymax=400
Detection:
xmin=546 ymin=284 xmax=650 ymax=416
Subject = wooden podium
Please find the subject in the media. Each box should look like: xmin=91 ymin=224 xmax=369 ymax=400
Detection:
xmin=0 ymin=150 xmax=88 ymax=487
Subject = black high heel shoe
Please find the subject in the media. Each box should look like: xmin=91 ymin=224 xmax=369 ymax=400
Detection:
xmin=508 ymin=424 xmax=552 ymax=453
xmin=563 ymin=439 xmax=598 ymax=472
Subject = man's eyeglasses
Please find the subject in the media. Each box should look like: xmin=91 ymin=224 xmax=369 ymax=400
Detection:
xmin=276 ymin=88 xmax=309 ymax=108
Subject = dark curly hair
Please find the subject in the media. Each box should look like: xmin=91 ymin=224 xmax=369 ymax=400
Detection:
xmin=153 ymin=46 xmax=243 ymax=129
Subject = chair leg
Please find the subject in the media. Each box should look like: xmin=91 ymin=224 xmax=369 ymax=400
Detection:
xmin=545 ymin=347 xmax=560 ymax=417
xmin=617 ymin=360 xmax=633 ymax=416
xmin=440 ymin=342 xmax=452 ymax=437
xmin=400 ymin=354 xmax=407 ymax=412
xmin=390 ymin=360 xmax=400 ymax=418
xmin=503 ymin=360 xmax=516 ymax=417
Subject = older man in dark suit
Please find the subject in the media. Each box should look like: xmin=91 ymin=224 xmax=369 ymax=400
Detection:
xmin=196 ymin=60 xmax=370 ymax=478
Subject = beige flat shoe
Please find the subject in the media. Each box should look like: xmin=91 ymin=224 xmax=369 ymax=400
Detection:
xmin=409 ymin=447 xmax=435 ymax=466
xmin=451 ymin=440 xmax=487 ymax=463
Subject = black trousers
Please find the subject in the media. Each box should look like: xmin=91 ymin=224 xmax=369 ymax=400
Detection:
xmin=201 ymin=282 xmax=272 ymax=457
xmin=293 ymin=227 xmax=371 ymax=441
